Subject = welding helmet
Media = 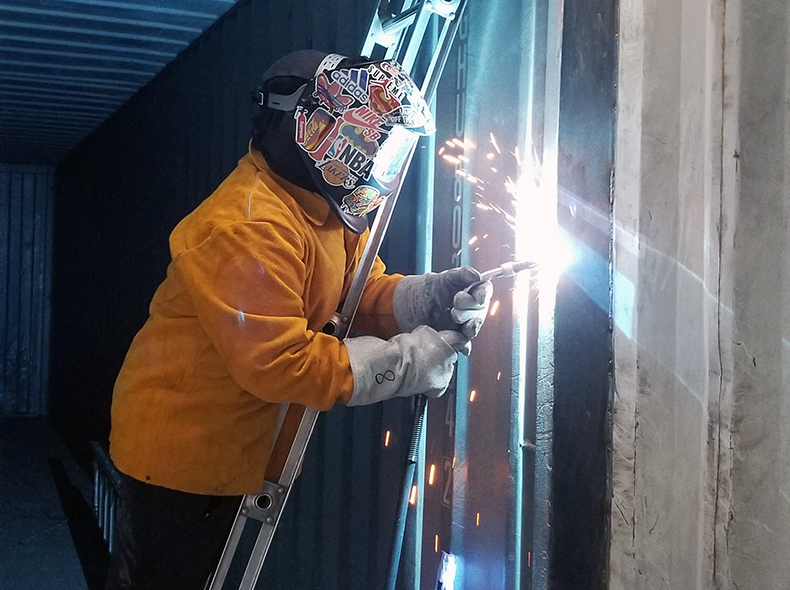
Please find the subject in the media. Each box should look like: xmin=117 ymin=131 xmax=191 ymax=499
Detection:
xmin=252 ymin=50 xmax=434 ymax=234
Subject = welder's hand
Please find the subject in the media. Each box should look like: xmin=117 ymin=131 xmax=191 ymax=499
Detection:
xmin=344 ymin=326 xmax=470 ymax=407
xmin=392 ymin=266 xmax=493 ymax=338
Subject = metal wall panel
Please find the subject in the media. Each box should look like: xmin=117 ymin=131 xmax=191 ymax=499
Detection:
xmin=0 ymin=164 xmax=54 ymax=417
xmin=0 ymin=0 xmax=238 ymax=164
xmin=51 ymin=1 xmax=416 ymax=588
xmin=551 ymin=0 xmax=616 ymax=587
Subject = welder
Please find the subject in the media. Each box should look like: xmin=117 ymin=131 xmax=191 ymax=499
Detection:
xmin=104 ymin=50 xmax=492 ymax=589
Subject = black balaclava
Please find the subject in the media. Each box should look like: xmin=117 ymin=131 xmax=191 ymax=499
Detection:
xmin=251 ymin=50 xmax=330 ymax=194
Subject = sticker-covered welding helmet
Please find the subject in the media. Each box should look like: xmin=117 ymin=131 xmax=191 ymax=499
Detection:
xmin=252 ymin=50 xmax=434 ymax=234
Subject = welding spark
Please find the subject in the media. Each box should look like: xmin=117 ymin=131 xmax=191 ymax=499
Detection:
xmin=497 ymin=371 xmax=501 ymax=380
xmin=384 ymin=430 xmax=391 ymax=447
xmin=452 ymin=137 xmax=476 ymax=149
xmin=435 ymin=535 xmax=439 ymax=553
xmin=409 ymin=485 xmax=418 ymax=505
xmin=428 ymin=464 xmax=436 ymax=485
xmin=469 ymin=389 xmax=477 ymax=402
xmin=454 ymin=169 xmax=483 ymax=186
xmin=476 ymin=513 xmax=480 ymax=526
xmin=490 ymin=301 xmax=500 ymax=316
xmin=489 ymin=132 xmax=501 ymax=154
xmin=435 ymin=132 xmax=573 ymax=291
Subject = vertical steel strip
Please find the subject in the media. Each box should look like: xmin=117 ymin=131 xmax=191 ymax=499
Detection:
xmin=531 ymin=0 xmax=563 ymax=587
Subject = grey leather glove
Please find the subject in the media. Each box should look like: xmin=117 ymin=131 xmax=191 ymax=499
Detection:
xmin=344 ymin=325 xmax=470 ymax=406
xmin=392 ymin=266 xmax=493 ymax=338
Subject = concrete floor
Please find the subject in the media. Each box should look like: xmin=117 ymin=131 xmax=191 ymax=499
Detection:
xmin=0 ymin=418 xmax=108 ymax=590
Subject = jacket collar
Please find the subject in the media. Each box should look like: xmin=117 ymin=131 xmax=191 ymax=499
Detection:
xmin=249 ymin=142 xmax=330 ymax=226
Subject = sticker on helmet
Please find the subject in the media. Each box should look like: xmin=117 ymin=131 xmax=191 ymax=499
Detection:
xmin=336 ymin=143 xmax=374 ymax=180
xmin=341 ymin=105 xmax=384 ymax=130
xmin=301 ymin=108 xmax=335 ymax=153
xmin=341 ymin=186 xmax=383 ymax=216
xmin=330 ymin=68 xmax=370 ymax=103
xmin=339 ymin=124 xmax=378 ymax=157
xmin=368 ymin=82 xmax=400 ymax=115
xmin=378 ymin=62 xmax=411 ymax=102
xmin=317 ymin=159 xmax=352 ymax=187
xmin=382 ymin=105 xmax=425 ymax=128
xmin=294 ymin=107 xmax=307 ymax=144
xmin=314 ymin=72 xmax=354 ymax=113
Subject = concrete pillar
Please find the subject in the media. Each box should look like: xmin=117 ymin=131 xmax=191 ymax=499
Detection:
xmin=612 ymin=0 xmax=790 ymax=588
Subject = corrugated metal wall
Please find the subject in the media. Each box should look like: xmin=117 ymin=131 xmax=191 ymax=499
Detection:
xmin=0 ymin=164 xmax=53 ymax=417
xmin=51 ymin=0 xmax=418 ymax=588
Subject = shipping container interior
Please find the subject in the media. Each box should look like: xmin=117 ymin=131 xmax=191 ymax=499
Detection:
xmin=2 ymin=0 xmax=788 ymax=589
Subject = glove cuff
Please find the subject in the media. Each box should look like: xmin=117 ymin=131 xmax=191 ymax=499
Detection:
xmin=392 ymin=274 xmax=432 ymax=333
xmin=344 ymin=327 xmax=463 ymax=407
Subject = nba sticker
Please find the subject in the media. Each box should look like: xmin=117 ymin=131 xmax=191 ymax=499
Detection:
xmin=317 ymin=159 xmax=352 ymax=187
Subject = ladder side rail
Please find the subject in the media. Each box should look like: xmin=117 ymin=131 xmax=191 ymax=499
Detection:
xmin=211 ymin=501 xmax=249 ymax=587
xmin=420 ymin=0 xmax=467 ymax=101
xmin=228 ymin=143 xmax=418 ymax=590
xmin=385 ymin=0 xmax=424 ymax=62
xmin=361 ymin=0 xmax=416 ymax=58
xmin=397 ymin=2 xmax=434 ymax=73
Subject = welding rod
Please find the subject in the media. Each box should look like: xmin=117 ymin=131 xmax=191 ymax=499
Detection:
xmin=479 ymin=259 xmax=537 ymax=282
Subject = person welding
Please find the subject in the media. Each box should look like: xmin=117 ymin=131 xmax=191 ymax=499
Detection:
xmin=104 ymin=50 xmax=492 ymax=589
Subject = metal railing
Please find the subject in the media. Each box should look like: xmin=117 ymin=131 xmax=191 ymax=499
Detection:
xmin=91 ymin=441 xmax=121 ymax=553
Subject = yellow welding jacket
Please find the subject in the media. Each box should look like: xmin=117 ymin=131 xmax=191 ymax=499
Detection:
xmin=109 ymin=144 xmax=402 ymax=495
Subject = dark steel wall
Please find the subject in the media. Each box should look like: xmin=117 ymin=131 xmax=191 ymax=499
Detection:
xmin=0 ymin=164 xmax=53 ymax=417
xmin=51 ymin=1 xmax=419 ymax=588
xmin=551 ymin=0 xmax=617 ymax=587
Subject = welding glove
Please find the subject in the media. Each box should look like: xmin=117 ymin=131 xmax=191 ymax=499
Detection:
xmin=392 ymin=266 xmax=493 ymax=339
xmin=344 ymin=325 xmax=470 ymax=407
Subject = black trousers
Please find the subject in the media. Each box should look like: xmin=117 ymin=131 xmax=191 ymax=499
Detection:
xmin=105 ymin=472 xmax=242 ymax=590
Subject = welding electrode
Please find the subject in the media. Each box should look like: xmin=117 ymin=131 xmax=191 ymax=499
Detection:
xmin=479 ymin=259 xmax=537 ymax=282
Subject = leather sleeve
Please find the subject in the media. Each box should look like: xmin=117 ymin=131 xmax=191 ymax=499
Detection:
xmin=173 ymin=220 xmax=354 ymax=410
